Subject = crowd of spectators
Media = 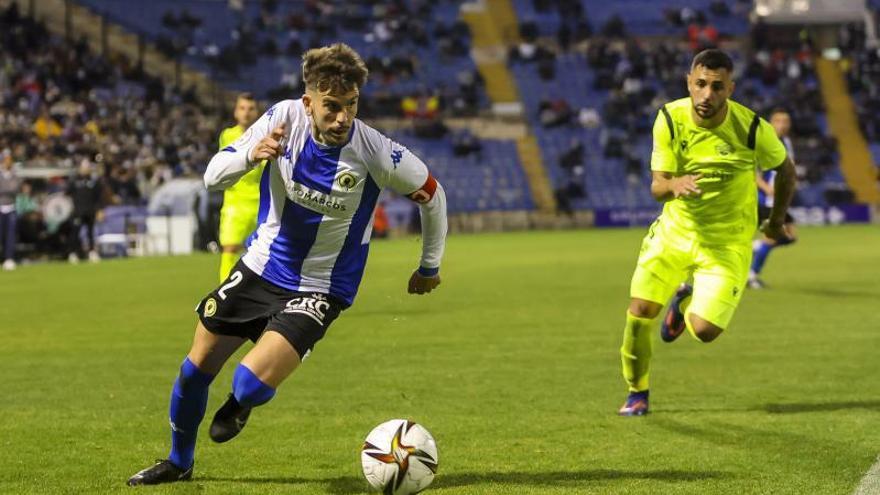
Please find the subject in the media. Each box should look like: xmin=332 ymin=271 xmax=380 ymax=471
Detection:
xmin=0 ymin=3 xmax=219 ymax=181
xmin=0 ymin=2 xmax=493 ymax=264
xmin=507 ymin=1 xmax=844 ymax=210
xmin=152 ymin=0 xmax=483 ymax=119
xmin=841 ymin=19 xmax=880 ymax=148
xmin=0 ymin=3 xmax=223 ymax=263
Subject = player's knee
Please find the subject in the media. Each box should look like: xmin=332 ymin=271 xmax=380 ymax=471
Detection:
xmin=232 ymin=363 xmax=276 ymax=408
xmin=692 ymin=324 xmax=723 ymax=342
xmin=628 ymin=299 xmax=662 ymax=319
xmin=176 ymin=357 xmax=215 ymax=391
xmin=686 ymin=314 xmax=724 ymax=342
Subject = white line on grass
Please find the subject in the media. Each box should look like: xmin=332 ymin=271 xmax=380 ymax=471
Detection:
xmin=855 ymin=455 xmax=880 ymax=495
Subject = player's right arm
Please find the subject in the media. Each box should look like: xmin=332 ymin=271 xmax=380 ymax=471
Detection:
xmin=648 ymin=110 xmax=701 ymax=201
xmin=204 ymin=103 xmax=288 ymax=191
xmin=651 ymin=172 xmax=703 ymax=201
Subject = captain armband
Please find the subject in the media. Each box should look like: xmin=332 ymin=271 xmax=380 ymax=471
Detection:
xmin=406 ymin=174 xmax=438 ymax=204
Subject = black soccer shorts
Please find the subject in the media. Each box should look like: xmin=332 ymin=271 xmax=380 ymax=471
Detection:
xmin=195 ymin=260 xmax=344 ymax=359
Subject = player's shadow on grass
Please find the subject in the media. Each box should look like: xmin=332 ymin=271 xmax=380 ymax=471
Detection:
xmin=202 ymin=469 xmax=728 ymax=494
xmin=763 ymin=400 xmax=880 ymax=414
xmin=656 ymin=400 xmax=880 ymax=414
xmin=779 ymin=286 xmax=880 ymax=300
xmin=420 ymin=469 xmax=728 ymax=492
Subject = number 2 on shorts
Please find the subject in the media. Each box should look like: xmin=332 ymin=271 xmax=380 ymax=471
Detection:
xmin=218 ymin=270 xmax=243 ymax=300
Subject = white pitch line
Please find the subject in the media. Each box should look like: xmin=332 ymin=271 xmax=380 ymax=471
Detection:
xmin=854 ymin=455 xmax=880 ymax=495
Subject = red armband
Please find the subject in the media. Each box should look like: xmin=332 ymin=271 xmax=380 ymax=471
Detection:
xmin=406 ymin=174 xmax=438 ymax=204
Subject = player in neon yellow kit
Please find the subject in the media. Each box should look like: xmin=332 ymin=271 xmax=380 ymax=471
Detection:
xmin=218 ymin=93 xmax=262 ymax=281
xmin=618 ymin=49 xmax=796 ymax=416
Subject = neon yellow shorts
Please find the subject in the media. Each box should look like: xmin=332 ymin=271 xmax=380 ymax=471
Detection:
xmin=629 ymin=220 xmax=751 ymax=329
xmin=219 ymin=203 xmax=259 ymax=247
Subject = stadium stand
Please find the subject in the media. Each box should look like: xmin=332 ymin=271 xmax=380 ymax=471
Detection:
xmin=1 ymin=0 xmax=875 ymax=265
xmin=505 ymin=1 xmax=850 ymax=212
xmin=73 ymin=0 xmax=490 ymax=118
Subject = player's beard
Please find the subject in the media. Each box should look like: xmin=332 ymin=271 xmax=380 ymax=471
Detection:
xmin=694 ymin=102 xmax=716 ymax=119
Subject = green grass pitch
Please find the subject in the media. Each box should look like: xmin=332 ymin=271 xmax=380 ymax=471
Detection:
xmin=1 ymin=225 xmax=879 ymax=494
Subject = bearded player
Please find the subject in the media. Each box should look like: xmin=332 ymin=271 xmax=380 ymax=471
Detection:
xmin=617 ymin=49 xmax=796 ymax=416
xmin=128 ymin=43 xmax=447 ymax=484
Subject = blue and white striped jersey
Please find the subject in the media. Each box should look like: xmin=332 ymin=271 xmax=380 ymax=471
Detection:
xmin=205 ymin=99 xmax=446 ymax=306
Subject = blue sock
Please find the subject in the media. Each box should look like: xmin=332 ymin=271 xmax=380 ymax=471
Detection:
xmin=751 ymin=240 xmax=774 ymax=275
xmin=232 ymin=364 xmax=276 ymax=408
xmin=168 ymin=358 xmax=214 ymax=470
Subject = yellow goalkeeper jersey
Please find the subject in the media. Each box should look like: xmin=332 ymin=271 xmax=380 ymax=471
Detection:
xmin=218 ymin=125 xmax=264 ymax=205
xmin=650 ymin=97 xmax=787 ymax=244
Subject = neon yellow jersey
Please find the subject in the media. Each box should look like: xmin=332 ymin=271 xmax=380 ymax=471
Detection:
xmin=219 ymin=125 xmax=264 ymax=205
xmin=650 ymin=97 xmax=787 ymax=244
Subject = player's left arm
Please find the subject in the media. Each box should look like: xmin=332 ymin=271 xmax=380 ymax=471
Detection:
xmin=755 ymin=170 xmax=774 ymax=197
xmin=373 ymin=137 xmax=448 ymax=295
xmin=763 ymin=157 xmax=795 ymax=237
xmin=406 ymin=175 xmax=447 ymax=295
xmin=754 ymin=118 xmax=795 ymax=240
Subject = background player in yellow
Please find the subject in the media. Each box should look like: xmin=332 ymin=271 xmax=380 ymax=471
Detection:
xmin=218 ymin=93 xmax=262 ymax=281
xmin=617 ymin=49 xmax=796 ymax=416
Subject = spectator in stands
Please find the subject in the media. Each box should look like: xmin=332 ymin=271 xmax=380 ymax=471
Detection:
xmin=32 ymin=107 xmax=62 ymax=141
xmin=66 ymin=160 xmax=106 ymax=264
xmin=107 ymin=163 xmax=143 ymax=206
xmin=572 ymin=18 xmax=593 ymax=49
xmin=578 ymin=106 xmax=601 ymax=128
xmin=15 ymin=181 xmax=47 ymax=260
xmin=402 ymin=90 xmax=440 ymax=120
xmin=624 ymin=151 xmax=642 ymax=185
xmin=559 ymin=139 xmax=584 ymax=172
xmin=0 ymin=157 xmax=20 ymax=270
xmin=452 ymin=130 xmax=483 ymax=158
xmin=539 ymin=99 xmax=574 ymax=128
xmin=372 ymin=203 xmax=389 ymax=239
xmin=558 ymin=138 xmax=586 ymax=193
xmin=537 ymin=48 xmax=557 ymax=80
xmin=687 ymin=17 xmax=719 ymax=52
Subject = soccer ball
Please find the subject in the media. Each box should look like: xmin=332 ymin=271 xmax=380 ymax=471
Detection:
xmin=361 ymin=419 xmax=439 ymax=495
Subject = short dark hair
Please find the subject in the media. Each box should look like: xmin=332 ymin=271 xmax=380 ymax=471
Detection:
xmin=302 ymin=43 xmax=369 ymax=94
xmin=691 ymin=49 xmax=734 ymax=72
xmin=769 ymin=106 xmax=790 ymax=117
xmin=236 ymin=92 xmax=255 ymax=102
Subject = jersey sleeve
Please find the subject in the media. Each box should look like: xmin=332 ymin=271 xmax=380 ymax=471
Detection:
xmin=204 ymin=100 xmax=292 ymax=191
xmin=754 ymin=117 xmax=788 ymax=171
xmin=368 ymin=133 xmax=431 ymax=196
xmin=650 ymin=111 xmax=677 ymax=173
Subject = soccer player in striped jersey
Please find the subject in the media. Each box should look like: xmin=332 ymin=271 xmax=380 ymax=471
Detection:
xmin=749 ymin=107 xmax=797 ymax=289
xmin=128 ymin=43 xmax=448 ymax=485
xmin=217 ymin=93 xmax=262 ymax=281
xmin=617 ymin=49 xmax=796 ymax=416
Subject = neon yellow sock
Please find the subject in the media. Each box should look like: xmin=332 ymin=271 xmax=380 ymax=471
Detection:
xmin=620 ymin=311 xmax=655 ymax=392
xmin=219 ymin=251 xmax=238 ymax=282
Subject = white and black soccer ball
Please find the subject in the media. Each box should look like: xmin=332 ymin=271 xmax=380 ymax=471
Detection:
xmin=361 ymin=419 xmax=439 ymax=495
